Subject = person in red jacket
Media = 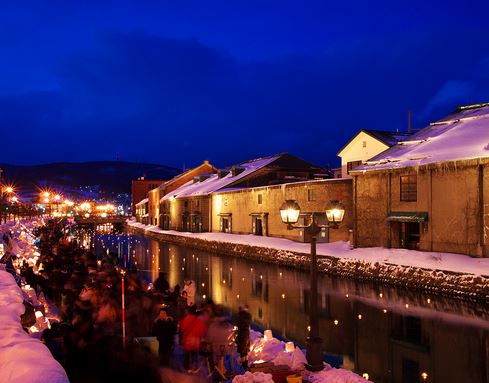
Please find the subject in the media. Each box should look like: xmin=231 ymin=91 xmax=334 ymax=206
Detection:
xmin=179 ymin=305 xmax=206 ymax=373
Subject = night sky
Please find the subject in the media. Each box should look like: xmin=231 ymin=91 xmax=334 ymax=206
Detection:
xmin=1 ymin=0 xmax=489 ymax=169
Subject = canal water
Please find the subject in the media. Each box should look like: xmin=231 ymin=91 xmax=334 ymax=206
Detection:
xmin=86 ymin=227 xmax=489 ymax=383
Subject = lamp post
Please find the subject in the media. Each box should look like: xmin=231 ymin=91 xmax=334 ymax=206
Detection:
xmin=279 ymin=199 xmax=345 ymax=371
xmin=2 ymin=186 xmax=15 ymax=222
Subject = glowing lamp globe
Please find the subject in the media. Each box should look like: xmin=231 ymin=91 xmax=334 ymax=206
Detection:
xmin=325 ymin=200 xmax=345 ymax=228
xmin=279 ymin=200 xmax=301 ymax=225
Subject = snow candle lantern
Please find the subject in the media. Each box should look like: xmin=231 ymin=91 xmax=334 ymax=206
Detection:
xmin=285 ymin=342 xmax=295 ymax=353
xmin=264 ymin=329 xmax=273 ymax=341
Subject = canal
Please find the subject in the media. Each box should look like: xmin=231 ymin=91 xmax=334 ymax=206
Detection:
xmin=86 ymin=227 xmax=489 ymax=383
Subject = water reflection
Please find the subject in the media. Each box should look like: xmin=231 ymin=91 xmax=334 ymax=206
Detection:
xmin=92 ymin=232 xmax=489 ymax=383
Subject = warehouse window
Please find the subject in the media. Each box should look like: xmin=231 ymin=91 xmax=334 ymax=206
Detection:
xmin=400 ymin=175 xmax=417 ymax=202
xmin=347 ymin=160 xmax=362 ymax=174
xmin=307 ymin=189 xmax=316 ymax=201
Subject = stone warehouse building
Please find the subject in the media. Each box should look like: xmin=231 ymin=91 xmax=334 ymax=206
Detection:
xmin=351 ymin=103 xmax=489 ymax=257
xmin=131 ymin=178 xmax=165 ymax=216
xmin=146 ymin=160 xmax=218 ymax=226
xmin=211 ymin=178 xmax=352 ymax=243
xmin=159 ymin=153 xmax=330 ymax=234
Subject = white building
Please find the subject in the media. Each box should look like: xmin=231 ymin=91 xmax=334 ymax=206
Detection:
xmin=337 ymin=129 xmax=410 ymax=178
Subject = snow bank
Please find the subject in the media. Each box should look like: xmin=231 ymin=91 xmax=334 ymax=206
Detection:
xmin=0 ymin=270 xmax=69 ymax=383
xmin=0 ymin=219 xmax=68 ymax=383
xmin=127 ymin=220 xmax=489 ymax=276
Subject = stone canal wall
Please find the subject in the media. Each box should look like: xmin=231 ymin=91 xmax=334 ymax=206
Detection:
xmin=126 ymin=225 xmax=489 ymax=302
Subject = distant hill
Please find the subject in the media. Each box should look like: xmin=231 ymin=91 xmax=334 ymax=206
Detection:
xmin=0 ymin=161 xmax=181 ymax=197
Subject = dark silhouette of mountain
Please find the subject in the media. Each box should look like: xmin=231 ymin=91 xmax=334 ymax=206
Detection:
xmin=0 ymin=161 xmax=181 ymax=195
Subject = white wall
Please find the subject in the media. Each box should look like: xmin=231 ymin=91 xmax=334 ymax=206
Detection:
xmin=338 ymin=132 xmax=389 ymax=178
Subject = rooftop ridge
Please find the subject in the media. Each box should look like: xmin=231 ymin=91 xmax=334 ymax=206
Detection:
xmin=457 ymin=102 xmax=489 ymax=111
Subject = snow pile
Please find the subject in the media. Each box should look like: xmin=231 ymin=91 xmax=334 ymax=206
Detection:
xmin=302 ymin=368 xmax=369 ymax=383
xmin=245 ymin=330 xmax=367 ymax=383
xmin=248 ymin=330 xmax=307 ymax=371
xmin=232 ymin=371 xmax=274 ymax=383
xmin=0 ymin=270 xmax=68 ymax=383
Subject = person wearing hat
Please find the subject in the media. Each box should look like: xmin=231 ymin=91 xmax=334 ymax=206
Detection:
xmin=152 ymin=308 xmax=177 ymax=366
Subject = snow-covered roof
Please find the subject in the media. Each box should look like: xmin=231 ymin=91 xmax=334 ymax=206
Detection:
xmin=157 ymin=160 xmax=217 ymax=191
xmin=352 ymin=103 xmax=489 ymax=172
xmin=161 ymin=154 xmax=281 ymax=200
xmin=362 ymin=129 xmax=411 ymax=147
xmin=135 ymin=198 xmax=148 ymax=206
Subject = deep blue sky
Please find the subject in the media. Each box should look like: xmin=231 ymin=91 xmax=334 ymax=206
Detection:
xmin=1 ymin=0 xmax=489 ymax=169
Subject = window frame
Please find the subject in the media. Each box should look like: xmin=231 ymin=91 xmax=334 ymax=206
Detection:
xmin=347 ymin=160 xmax=362 ymax=174
xmin=400 ymin=175 xmax=417 ymax=202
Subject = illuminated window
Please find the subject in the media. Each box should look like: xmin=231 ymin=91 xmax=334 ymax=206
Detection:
xmin=400 ymin=175 xmax=417 ymax=202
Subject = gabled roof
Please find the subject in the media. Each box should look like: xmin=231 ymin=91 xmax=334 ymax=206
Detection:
xmin=161 ymin=154 xmax=280 ymax=201
xmin=363 ymin=130 xmax=412 ymax=147
xmin=156 ymin=160 xmax=218 ymax=191
xmin=352 ymin=103 xmax=489 ymax=173
xmin=160 ymin=153 xmax=321 ymax=201
xmin=337 ymin=129 xmax=411 ymax=156
xmin=135 ymin=198 xmax=148 ymax=206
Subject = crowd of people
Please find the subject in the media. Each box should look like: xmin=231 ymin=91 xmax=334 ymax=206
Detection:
xmin=7 ymin=220 xmax=253 ymax=382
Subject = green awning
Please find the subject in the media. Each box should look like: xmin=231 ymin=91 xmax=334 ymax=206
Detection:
xmin=386 ymin=212 xmax=428 ymax=222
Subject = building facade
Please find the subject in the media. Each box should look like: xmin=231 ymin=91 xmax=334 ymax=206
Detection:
xmin=154 ymin=161 xmax=217 ymax=227
xmin=131 ymin=179 xmax=165 ymax=216
xmin=211 ymin=178 xmax=352 ymax=242
xmin=160 ymin=153 xmax=330 ymax=238
xmin=351 ymin=103 xmax=489 ymax=258
xmin=337 ymin=130 xmax=410 ymax=178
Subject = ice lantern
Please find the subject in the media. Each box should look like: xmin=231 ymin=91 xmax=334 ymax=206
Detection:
xmin=264 ymin=329 xmax=273 ymax=341
xmin=285 ymin=342 xmax=295 ymax=353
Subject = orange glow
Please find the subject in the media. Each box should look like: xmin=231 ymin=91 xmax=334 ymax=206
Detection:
xmin=80 ymin=202 xmax=91 ymax=211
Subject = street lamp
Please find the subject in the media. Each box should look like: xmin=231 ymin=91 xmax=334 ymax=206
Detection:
xmin=279 ymin=199 xmax=345 ymax=371
xmin=325 ymin=200 xmax=345 ymax=229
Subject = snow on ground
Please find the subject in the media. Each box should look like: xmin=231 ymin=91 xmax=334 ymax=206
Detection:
xmin=0 ymin=219 xmax=69 ymax=383
xmin=128 ymin=221 xmax=489 ymax=277
xmin=0 ymin=269 xmax=68 ymax=383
